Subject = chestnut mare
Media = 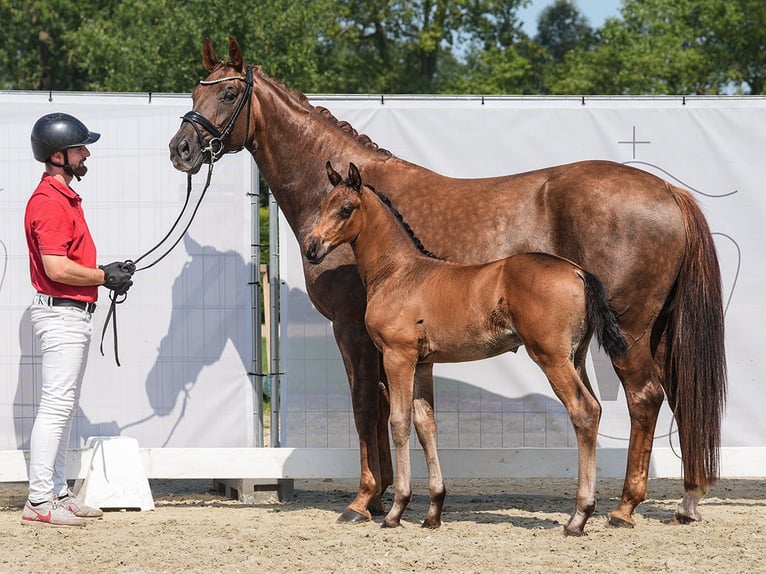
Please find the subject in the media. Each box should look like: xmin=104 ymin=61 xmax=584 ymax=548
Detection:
xmin=169 ymin=37 xmax=726 ymax=529
xmin=305 ymin=162 xmax=628 ymax=534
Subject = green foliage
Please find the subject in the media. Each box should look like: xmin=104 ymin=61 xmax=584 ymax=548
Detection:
xmin=2 ymin=0 xmax=765 ymax=96
xmin=259 ymin=206 xmax=269 ymax=265
xmin=535 ymin=0 xmax=593 ymax=63
xmin=549 ymin=0 xmax=766 ymax=95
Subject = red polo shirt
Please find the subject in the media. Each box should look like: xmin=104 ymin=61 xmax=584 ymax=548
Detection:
xmin=25 ymin=173 xmax=98 ymax=302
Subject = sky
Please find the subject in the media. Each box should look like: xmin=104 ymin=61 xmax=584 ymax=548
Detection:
xmin=518 ymin=0 xmax=623 ymax=36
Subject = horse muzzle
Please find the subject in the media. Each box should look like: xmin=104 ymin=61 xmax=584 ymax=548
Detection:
xmin=304 ymin=237 xmax=328 ymax=265
xmin=168 ymin=129 xmax=205 ymax=175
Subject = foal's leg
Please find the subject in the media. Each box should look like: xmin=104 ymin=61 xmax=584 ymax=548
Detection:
xmin=372 ymin=355 xmax=394 ymax=516
xmin=412 ymin=363 xmax=446 ymax=529
xmin=535 ymin=357 xmax=602 ymax=536
xmin=382 ymin=352 xmax=417 ymax=528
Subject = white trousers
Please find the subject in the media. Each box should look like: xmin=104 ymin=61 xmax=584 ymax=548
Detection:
xmin=28 ymin=296 xmax=93 ymax=503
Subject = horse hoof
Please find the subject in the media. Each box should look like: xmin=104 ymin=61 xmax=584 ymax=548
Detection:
xmin=673 ymin=511 xmax=702 ymax=525
xmin=369 ymin=506 xmax=386 ymax=517
xmin=336 ymin=508 xmax=371 ymax=524
xmin=421 ymin=519 xmax=441 ymax=530
xmin=563 ymin=526 xmax=587 ymax=537
xmin=607 ymin=514 xmax=635 ymax=529
xmin=381 ymin=518 xmax=402 ymax=528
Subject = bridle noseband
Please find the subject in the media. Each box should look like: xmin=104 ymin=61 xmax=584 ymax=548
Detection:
xmin=181 ymin=65 xmax=254 ymax=163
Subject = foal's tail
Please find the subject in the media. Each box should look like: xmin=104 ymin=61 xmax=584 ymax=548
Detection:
xmin=582 ymin=271 xmax=628 ymax=361
xmin=665 ymin=186 xmax=727 ymax=489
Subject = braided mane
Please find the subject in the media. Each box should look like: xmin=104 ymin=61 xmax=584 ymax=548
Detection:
xmin=363 ymin=184 xmax=441 ymax=260
xmin=253 ymin=66 xmax=394 ymax=158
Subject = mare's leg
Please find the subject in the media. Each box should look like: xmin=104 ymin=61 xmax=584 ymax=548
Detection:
xmin=676 ymin=486 xmax=707 ymax=524
xmin=382 ymin=352 xmax=417 ymax=528
xmin=653 ymin=339 xmax=707 ymax=525
xmin=412 ymin=364 xmax=446 ymax=529
xmin=607 ymin=338 xmax=665 ymax=528
xmin=333 ymin=319 xmax=388 ymax=523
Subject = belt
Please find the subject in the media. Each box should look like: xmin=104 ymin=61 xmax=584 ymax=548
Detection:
xmin=41 ymin=295 xmax=96 ymax=314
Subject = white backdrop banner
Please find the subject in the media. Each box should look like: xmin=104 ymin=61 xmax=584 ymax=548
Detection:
xmin=2 ymin=92 xmax=762 ymax=478
xmin=0 ymin=92 xmax=254 ymax=450
xmin=280 ymin=96 xmax=763 ymax=467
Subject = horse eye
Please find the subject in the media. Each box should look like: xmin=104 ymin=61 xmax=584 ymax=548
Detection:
xmin=223 ymin=88 xmax=237 ymax=102
xmin=339 ymin=204 xmax=354 ymax=218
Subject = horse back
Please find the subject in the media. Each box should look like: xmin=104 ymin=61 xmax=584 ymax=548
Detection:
xmin=367 ymin=159 xmax=686 ymax=339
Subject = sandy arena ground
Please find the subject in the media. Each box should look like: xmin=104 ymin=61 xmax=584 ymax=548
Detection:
xmin=0 ymin=477 xmax=764 ymax=573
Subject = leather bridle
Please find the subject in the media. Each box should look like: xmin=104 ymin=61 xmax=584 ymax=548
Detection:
xmin=181 ymin=65 xmax=254 ymax=163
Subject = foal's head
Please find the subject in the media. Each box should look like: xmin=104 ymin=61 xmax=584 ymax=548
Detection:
xmin=304 ymin=162 xmax=365 ymax=264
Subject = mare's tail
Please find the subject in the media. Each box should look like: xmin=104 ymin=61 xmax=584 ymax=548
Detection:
xmin=583 ymin=271 xmax=628 ymax=361
xmin=664 ymin=186 xmax=727 ymax=489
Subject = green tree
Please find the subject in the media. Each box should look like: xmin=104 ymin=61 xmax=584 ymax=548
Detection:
xmin=440 ymin=0 xmax=543 ymax=94
xmin=0 ymin=0 xmax=92 ymax=90
xmin=549 ymin=0 xmax=766 ymax=95
xmin=63 ymin=0 xmax=338 ymax=93
xmin=316 ymin=0 xmax=537 ymax=94
xmin=535 ymin=0 xmax=593 ymax=63
xmin=706 ymin=0 xmax=766 ymax=94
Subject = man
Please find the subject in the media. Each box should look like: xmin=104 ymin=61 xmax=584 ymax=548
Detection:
xmin=22 ymin=112 xmax=135 ymax=527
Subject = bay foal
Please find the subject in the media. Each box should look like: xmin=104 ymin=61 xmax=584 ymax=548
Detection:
xmin=304 ymin=162 xmax=627 ymax=535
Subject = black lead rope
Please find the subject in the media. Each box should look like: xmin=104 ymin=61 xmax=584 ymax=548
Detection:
xmin=99 ymin=163 xmax=215 ymax=365
xmin=99 ymin=66 xmax=254 ymax=365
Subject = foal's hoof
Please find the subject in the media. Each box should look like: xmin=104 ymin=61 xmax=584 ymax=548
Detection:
xmin=337 ymin=508 xmax=371 ymax=524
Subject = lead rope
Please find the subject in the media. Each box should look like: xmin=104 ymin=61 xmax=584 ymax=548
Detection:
xmin=99 ymin=162 xmax=215 ymax=365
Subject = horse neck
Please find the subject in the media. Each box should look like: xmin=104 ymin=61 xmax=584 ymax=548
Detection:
xmin=246 ymin=71 xmax=380 ymax=238
xmin=351 ymin=187 xmax=429 ymax=287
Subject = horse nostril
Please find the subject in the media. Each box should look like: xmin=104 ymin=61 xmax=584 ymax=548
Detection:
xmin=179 ymin=139 xmax=190 ymax=160
xmin=306 ymin=240 xmax=317 ymax=262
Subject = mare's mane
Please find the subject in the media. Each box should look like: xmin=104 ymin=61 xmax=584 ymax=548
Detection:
xmin=358 ymin=182 xmax=441 ymax=260
xmin=247 ymin=64 xmax=394 ymax=158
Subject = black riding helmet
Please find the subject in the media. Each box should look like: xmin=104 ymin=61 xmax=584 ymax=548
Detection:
xmin=30 ymin=112 xmax=100 ymax=163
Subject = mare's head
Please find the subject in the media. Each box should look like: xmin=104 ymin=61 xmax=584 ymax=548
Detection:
xmin=169 ymin=37 xmax=253 ymax=174
xmin=304 ymin=162 xmax=365 ymax=265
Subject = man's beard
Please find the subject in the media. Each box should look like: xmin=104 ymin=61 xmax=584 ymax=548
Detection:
xmin=65 ymin=162 xmax=88 ymax=179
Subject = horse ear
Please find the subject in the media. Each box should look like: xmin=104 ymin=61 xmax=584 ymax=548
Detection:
xmin=228 ymin=36 xmax=244 ymax=72
xmin=326 ymin=161 xmax=343 ymax=186
xmin=348 ymin=163 xmax=363 ymax=192
xmin=202 ymin=38 xmax=220 ymax=72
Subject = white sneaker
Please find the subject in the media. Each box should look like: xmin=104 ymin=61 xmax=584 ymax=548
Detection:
xmin=59 ymin=489 xmax=104 ymax=519
xmin=20 ymin=497 xmax=86 ymax=527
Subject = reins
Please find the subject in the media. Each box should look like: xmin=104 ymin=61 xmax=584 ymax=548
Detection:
xmin=100 ymin=66 xmax=254 ymax=366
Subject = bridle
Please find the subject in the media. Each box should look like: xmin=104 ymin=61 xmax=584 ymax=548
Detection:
xmin=100 ymin=65 xmax=254 ymax=366
xmin=181 ymin=65 xmax=254 ymax=163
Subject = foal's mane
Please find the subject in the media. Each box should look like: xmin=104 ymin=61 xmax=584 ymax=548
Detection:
xmin=252 ymin=66 xmax=394 ymax=158
xmin=362 ymin=183 xmax=441 ymax=260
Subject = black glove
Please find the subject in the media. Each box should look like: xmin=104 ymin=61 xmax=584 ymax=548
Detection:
xmin=99 ymin=260 xmax=135 ymax=294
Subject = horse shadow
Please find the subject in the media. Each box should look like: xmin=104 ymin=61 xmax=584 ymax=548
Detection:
xmin=14 ymin=233 xmax=258 ymax=449
xmin=143 ymin=234 xmax=256 ymax=439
